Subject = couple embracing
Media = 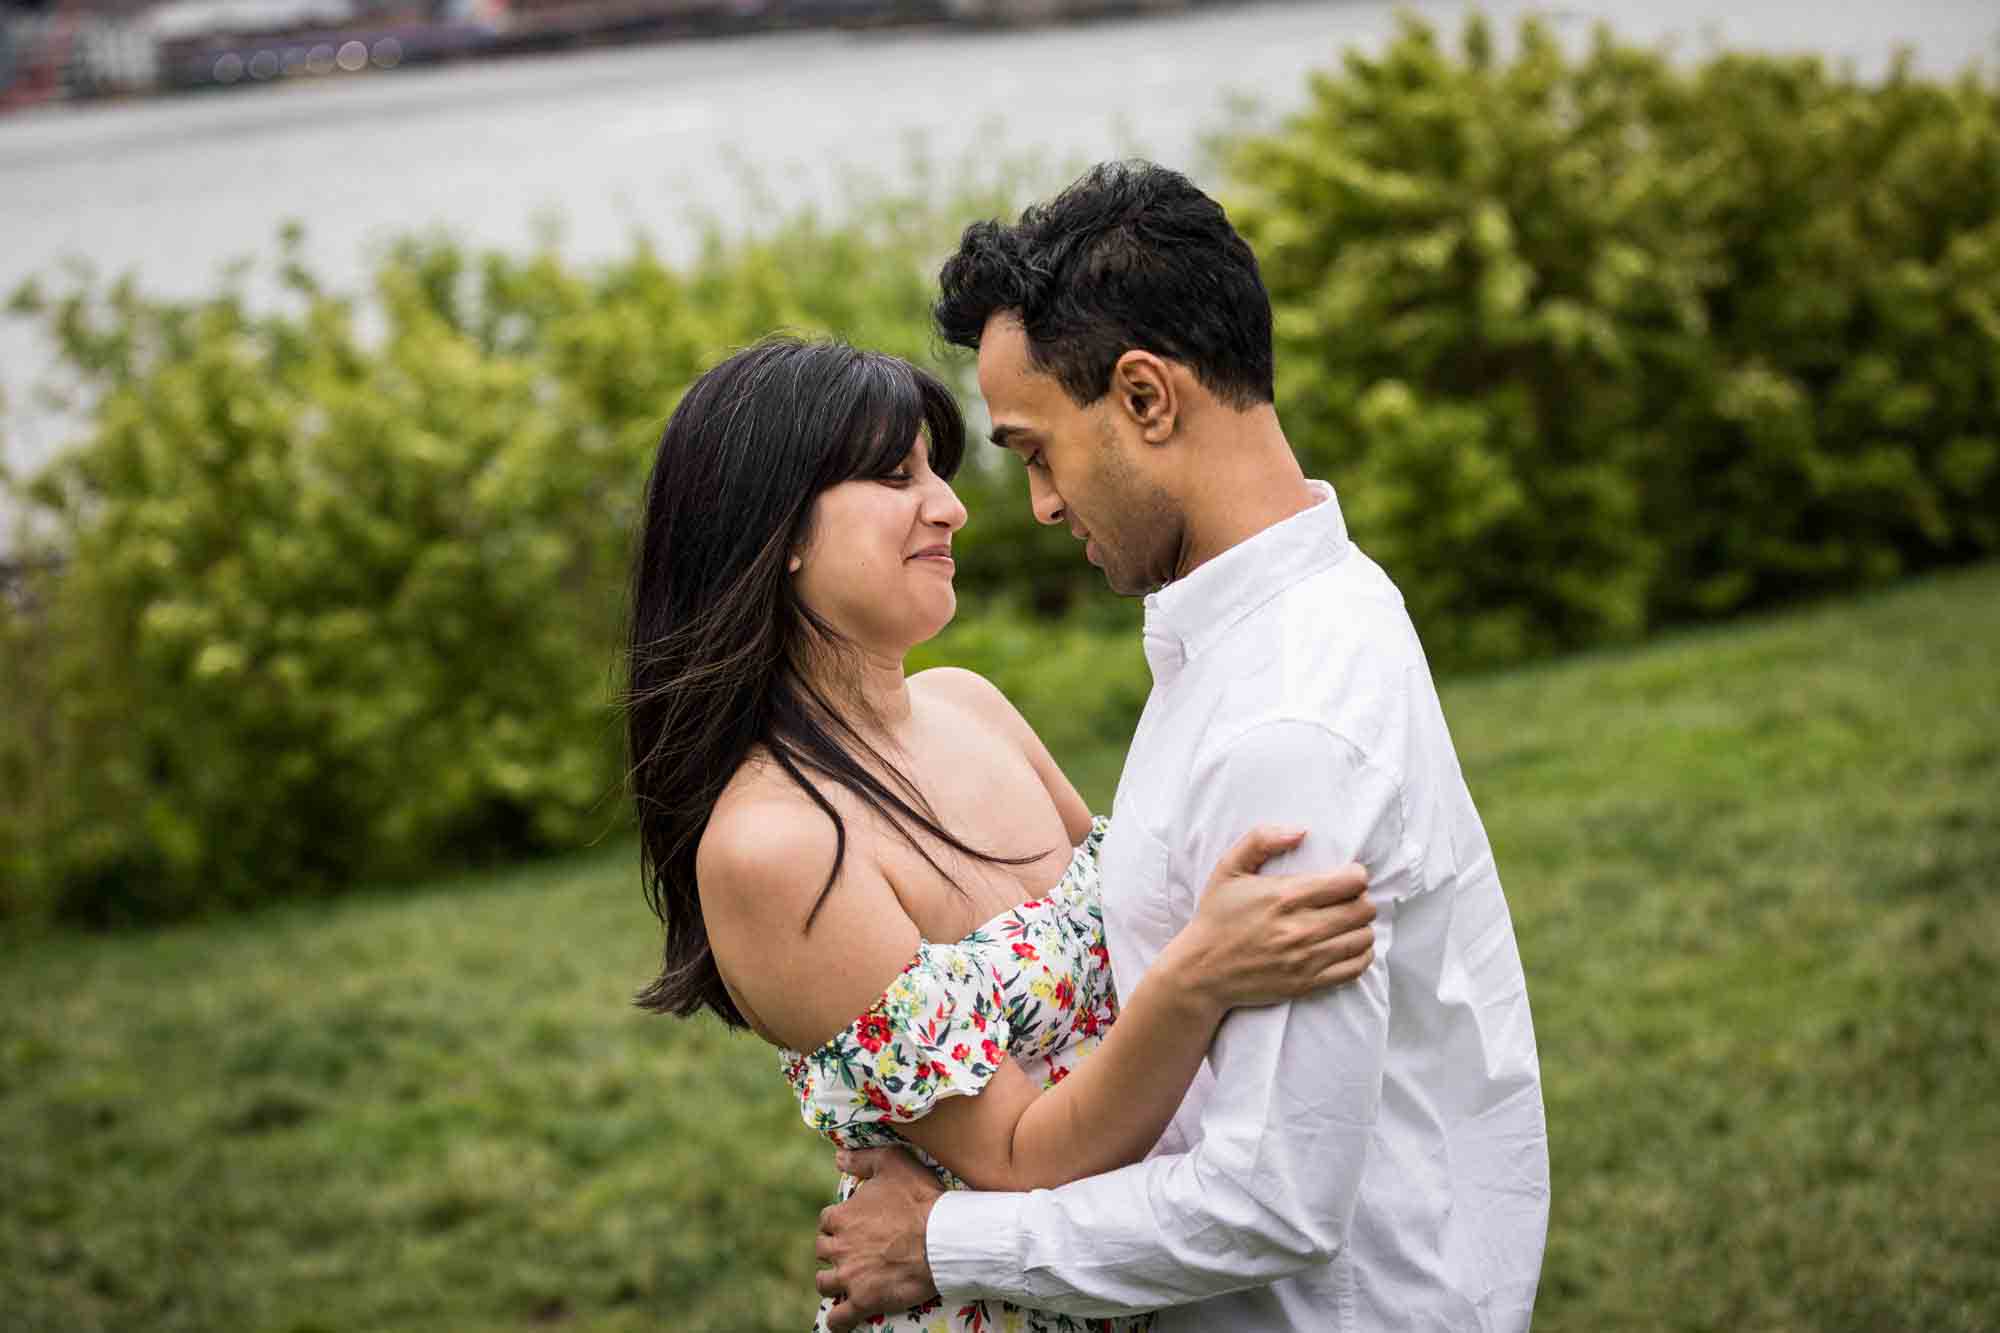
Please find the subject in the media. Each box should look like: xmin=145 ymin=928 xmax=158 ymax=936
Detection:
xmin=627 ymin=161 xmax=1550 ymax=1332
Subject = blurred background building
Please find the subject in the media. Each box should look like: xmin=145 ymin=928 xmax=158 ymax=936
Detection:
xmin=1 ymin=0 xmax=1202 ymax=105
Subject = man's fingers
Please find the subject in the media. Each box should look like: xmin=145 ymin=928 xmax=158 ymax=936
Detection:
xmin=839 ymin=1148 xmax=888 ymax=1181
xmin=818 ymin=1203 xmax=842 ymax=1235
xmin=814 ymin=1231 xmax=837 ymax=1261
xmin=815 ymin=1265 xmax=844 ymax=1298
xmin=826 ymin=1301 xmax=860 ymax=1333
xmin=1219 ymin=824 xmax=1307 ymax=877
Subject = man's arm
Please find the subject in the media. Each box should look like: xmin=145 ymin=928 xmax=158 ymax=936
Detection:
xmin=824 ymin=719 xmax=1413 ymax=1325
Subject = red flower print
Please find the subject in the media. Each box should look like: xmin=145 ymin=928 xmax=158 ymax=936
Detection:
xmin=1012 ymin=941 xmax=1039 ymax=961
xmin=972 ymin=1010 xmax=987 ymax=1031
xmin=1052 ymin=976 xmax=1076 ymax=1011
xmin=981 ymin=1038 xmax=1003 ymax=1066
xmin=1049 ymin=1065 xmax=1070 ymax=1085
xmin=1076 ymin=1008 xmax=1102 ymax=1038
xmin=950 ymin=1043 xmax=970 ymax=1062
xmin=864 ymin=1083 xmax=891 ymax=1114
xmin=854 ymin=1014 xmax=893 ymax=1053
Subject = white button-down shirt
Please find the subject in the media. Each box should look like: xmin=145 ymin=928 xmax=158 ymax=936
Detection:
xmin=928 ymin=482 xmax=1549 ymax=1331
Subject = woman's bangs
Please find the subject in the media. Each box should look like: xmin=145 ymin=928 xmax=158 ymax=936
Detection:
xmin=836 ymin=356 xmax=964 ymax=483
xmin=918 ymin=372 xmax=968 ymax=481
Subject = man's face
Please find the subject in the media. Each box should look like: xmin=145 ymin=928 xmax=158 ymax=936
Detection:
xmin=976 ymin=314 xmax=1182 ymax=597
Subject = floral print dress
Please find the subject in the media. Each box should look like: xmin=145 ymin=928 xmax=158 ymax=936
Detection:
xmin=781 ymin=817 xmax=1154 ymax=1333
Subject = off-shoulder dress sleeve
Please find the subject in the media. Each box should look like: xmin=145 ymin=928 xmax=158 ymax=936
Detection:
xmin=781 ymin=940 xmax=1014 ymax=1150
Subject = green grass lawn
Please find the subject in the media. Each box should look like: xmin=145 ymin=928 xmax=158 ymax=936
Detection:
xmin=4 ymin=566 xmax=1997 ymax=1332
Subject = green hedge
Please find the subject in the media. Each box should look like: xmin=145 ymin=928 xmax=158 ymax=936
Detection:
xmin=4 ymin=15 xmax=1997 ymax=922
xmin=1226 ymin=15 xmax=2000 ymax=664
xmin=0 ymin=176 xmax=1088 ymax=923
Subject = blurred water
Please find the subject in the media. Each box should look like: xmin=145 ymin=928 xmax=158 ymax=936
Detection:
xmin=2 ymin=0 xmax=1995 ymax=489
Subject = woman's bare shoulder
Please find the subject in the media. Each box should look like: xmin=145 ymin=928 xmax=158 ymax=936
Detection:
xmin=909 ymin=667 xmax=1037 ymax=749
xmin=909 ymin=667 xmax=1092 ymax=842
xmin=698 ymin=757 xmax=844 ymax=923
xmin=697 ymin=756 xmax=922 ymax=1053
xmin=909 ymin=665 xmax=1012 ymax=715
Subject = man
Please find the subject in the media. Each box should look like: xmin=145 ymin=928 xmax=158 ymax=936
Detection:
xmin=816 ymin=160 xmax=1549 ymax=1332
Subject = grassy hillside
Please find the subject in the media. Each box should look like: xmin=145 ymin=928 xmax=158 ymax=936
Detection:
xmin=3 ymin=566 xmax=1997 ymax=1332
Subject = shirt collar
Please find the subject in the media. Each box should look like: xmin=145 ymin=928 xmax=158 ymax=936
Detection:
xmin=1141 ymin=480 xmax=1349 ymax=684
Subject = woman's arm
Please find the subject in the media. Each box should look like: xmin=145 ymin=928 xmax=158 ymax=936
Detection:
xmin=895 ymin=827 xmax=1374 ymax=1192
xmin=703 ymin=769 xmax=1374 ymax=1197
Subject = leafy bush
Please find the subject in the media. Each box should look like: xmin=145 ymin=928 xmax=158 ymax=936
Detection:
xmin=1642 ymin=50 xmax=2000 ymax=612
xmin=2 ymin=250 xmax=627 ymax=921
xmin=1224 ymin=15 xmax=2000 ymax=664
xmin=0 ymin=162 xmax=1099 ymax=923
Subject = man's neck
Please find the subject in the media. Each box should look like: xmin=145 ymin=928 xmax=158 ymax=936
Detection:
xmin=1171 ymin=405 xmax=1317 ymax=582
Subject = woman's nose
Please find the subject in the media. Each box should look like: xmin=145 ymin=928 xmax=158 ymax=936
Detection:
xmin=924 ymin=476 xmax=968 ymax=531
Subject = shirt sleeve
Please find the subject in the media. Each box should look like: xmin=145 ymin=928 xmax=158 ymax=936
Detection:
xmin=784 ymin=941 xmax=1013 ymax=1150
xmin=926 ymin=718 xmax=1413 ymax=1315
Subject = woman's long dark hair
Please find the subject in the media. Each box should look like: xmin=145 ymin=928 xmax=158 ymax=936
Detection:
xmin=627 ymin=337 xmax=1034 ymax=1027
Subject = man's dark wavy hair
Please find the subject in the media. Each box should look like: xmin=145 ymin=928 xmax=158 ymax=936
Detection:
xmin=934 ymin=160 xmax=1275 ymax=410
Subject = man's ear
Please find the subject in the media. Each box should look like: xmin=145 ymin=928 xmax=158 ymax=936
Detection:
xmin=1111 ymin=350 xmax=1179 ymax=445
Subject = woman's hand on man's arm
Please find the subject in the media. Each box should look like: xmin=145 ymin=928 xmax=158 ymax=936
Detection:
xmin=889 ymin=825 xmax=1371 ymax=1193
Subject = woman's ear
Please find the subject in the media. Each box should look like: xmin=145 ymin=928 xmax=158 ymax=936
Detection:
xmin=1112 ymin=350 xmax=1179 ymax=444
xmin=787 ymin=554 xmax=803 ymax=574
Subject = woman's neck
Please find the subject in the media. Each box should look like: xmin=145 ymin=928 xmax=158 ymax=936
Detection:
xmin=809 ymin=638 xmax=914 ymax=738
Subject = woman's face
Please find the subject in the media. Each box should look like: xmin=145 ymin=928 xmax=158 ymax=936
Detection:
xmin=792 ymin=431 xmax=968 ymax=654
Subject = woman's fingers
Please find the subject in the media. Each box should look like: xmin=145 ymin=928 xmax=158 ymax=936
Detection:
xmin=1212 ymin=824 xmax=1308 ymax=880
xmin=1250 ymin=889 xmax=1376 ymax=996
xmin=1318 ymin=944 xmax=1377 ymax=986
xmin=1313 ymin=908 xmax=1376 ymax=958
xmin=1283 ymin=862 xmax=1371 ymax=909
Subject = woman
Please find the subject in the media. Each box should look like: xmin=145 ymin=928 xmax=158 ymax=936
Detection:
xmin=627 ymin=338 xmax=1376 ymax=1332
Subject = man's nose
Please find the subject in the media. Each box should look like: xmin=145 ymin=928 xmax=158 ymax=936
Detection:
xmin=1027 ymin=469 xmax=1065 ymax=526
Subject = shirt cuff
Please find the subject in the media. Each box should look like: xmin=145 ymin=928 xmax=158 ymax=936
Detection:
xmin=926 ymin=1188 xmax=1026 ymax=1306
